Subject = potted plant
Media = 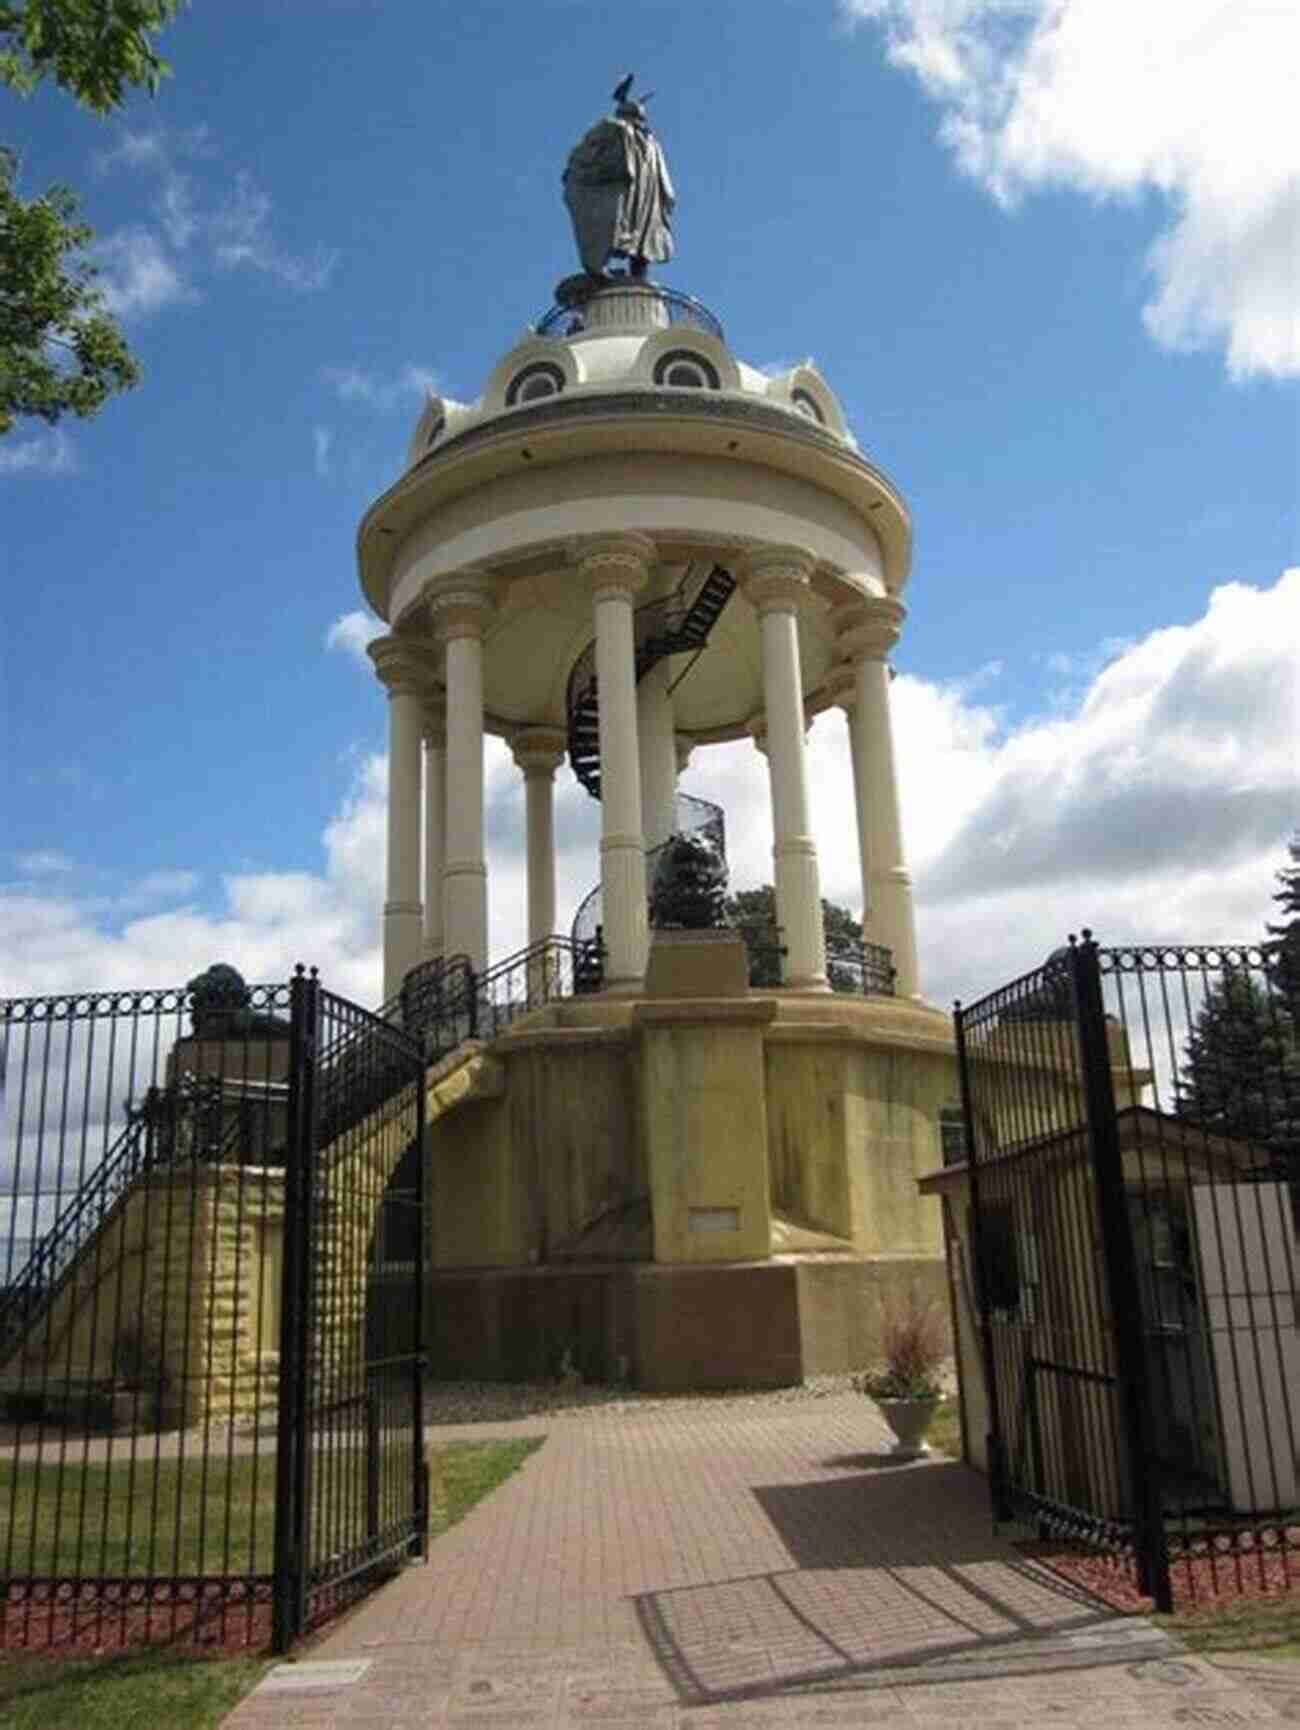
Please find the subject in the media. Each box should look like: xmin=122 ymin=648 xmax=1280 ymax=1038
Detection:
xmin=855 ymin=1293 xmax=947 ymax=1460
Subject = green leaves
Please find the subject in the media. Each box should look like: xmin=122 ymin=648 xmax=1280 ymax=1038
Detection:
xmin=1 ymin=3 xmax=185 ymax=436
xmin=0 ymin=1 xmax=181 ymax=112
xmin=0 ymin=152 xmax=139 ymax=434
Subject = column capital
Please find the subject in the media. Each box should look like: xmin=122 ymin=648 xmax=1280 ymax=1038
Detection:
xmin=574 ymin=532 xmax=655 ymax=599
xmin=510 ymin=726 xmax=568 ymax=779
xmin=822 ymin=664 xmax=859 ymax=713
xmin=833 ymin=595 xmax=907 ymax=663
xmin=738 ymin=543 xmax=817 ymax=614
xmin=428 ymin=570 xmax=496 ymax=642
xmin=368 ymin=634 xmax=435 ymax=696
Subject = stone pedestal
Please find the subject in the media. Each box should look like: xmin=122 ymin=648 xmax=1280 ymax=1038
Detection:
xmin=634 ymin=996 xmax=777 ymax=1265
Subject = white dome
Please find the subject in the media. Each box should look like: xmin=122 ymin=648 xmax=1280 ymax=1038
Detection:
xmin=406 ymin=282 xmax=855 ymax=468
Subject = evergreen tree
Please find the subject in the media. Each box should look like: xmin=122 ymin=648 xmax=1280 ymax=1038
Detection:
xmin=1264 ymin=832 xmax=1300 ymax=1010
xmin=1176 ymin=964 xmax=1300 ymax=1181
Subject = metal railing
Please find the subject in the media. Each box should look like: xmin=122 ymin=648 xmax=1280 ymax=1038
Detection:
xmin=533 ymin=281 xmax=724 ymax=342
xmin=0 ymin=970 xmax=426 ymax=1655
xmin=390 ymin=936 xmax=605 ymax=1060
xmin=956 ymin=934 xmax=1300 ymax=1612
xmin=572 ymin=792 xmax=725 ymax=952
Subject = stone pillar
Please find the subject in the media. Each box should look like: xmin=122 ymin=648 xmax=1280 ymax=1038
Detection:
xmin=422 ymin=697 xmax=447 ymax=962
xmin=741 ymin=547 xmax=828 ymax=991
xmin=638 ymin=658 xmax=677 ymax=851
xmin=430 ymin=574 xmax=495 ymax=974
xmin=368 ymin=636 xmax=428 ymax=1002
xmin=580 ymin=534 xmax=652 ymax=991
xmin=510 ymin=728 xmax=567 ymax=947
xmin=674 ymin=734 xmax=694 ymax=779
xmin=834 ymin=596 xmax=920 ymax=997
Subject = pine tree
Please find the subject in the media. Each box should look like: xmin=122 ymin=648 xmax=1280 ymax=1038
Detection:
xmin=1176 ymin=964 xmax=1300 ymax=1179
xmin=1264 ymin=832 xmax=1300 ymax=1011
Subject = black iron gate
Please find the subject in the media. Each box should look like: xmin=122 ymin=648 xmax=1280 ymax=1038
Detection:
xmin=956 ymin=935 xmax=1300 ymax=1610
xmin=272 ymin=969 xmax=428 ymax=1651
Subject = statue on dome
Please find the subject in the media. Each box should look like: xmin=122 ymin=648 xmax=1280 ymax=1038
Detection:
xmin=563 ymin=75 xmax=675 ymax=280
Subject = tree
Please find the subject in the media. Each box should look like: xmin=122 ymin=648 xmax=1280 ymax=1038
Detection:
xmin=1264 ymin=832 xmax=1300 ymax=1011
xmin=723 ymin=885 xmax=872 ymax=993
xmin=1176 ymin=964 xmax=1300 ymax=1182
xmin=2 ymin=1 xmax=183 ymax=437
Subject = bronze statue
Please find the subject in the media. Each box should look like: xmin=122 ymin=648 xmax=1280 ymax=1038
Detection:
xmin=563 ymin=76 xmax=675 ymax=279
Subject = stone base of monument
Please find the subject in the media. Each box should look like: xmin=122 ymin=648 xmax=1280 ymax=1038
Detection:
xmin=644 ymin=928 xmax=749 ymax=998
xmin=420 ymin=990 xmax=956 ymax=1394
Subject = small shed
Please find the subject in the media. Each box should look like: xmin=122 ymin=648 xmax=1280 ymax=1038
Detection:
xmin=920 ymin=1106 xmax=1299 ymax=1521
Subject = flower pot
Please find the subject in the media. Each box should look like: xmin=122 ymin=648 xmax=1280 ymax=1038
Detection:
xmin=873 ymin=1395 xmax=940 ymax=1461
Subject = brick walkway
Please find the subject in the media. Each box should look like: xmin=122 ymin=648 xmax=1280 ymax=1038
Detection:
xmin=220 ymin=1394 xmax=1298 ymax=1727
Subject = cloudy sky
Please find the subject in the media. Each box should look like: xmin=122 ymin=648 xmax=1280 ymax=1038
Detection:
xmin=2 ymin=0 xmax=1296 ymax=1015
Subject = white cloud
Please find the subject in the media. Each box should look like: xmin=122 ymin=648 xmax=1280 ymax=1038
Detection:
xmin=0 ymin=428 xmax=77 ymax=477
xmin=12 ymin=850 xmax=75 ymax=876
xmin=95 ymin=226 xmax=194 ymax=318
xmin=842 ymin=0 xmax=1300 ymax=378
xmin=326 ymin=610 xmax=382 ymax=664
xmin=4 ymin=572 xmax=1294 ymax=1022
xmin=323 ymin=365 xmax=440 ymax=410
xmin=313 ymin=425 xmax=333 ymax=478
xmin=93 ymin=127 xmax=339 ymax=318
xmin=211 ymin=171 xmax=338 ymax=292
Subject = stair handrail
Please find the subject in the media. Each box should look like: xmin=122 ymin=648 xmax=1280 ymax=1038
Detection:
xmin=0 ymin=1072 xmax=234 ymax=1359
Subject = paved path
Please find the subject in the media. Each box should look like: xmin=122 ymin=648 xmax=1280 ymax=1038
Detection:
xmin=221 ymin=1393 xmax=1299 ymax=1727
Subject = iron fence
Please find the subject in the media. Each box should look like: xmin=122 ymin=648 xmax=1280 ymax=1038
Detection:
xmin=956 ymin=935 xmax=1300 ymax=1610
xmin=0 ymin=966 xmax=427 ymax=1653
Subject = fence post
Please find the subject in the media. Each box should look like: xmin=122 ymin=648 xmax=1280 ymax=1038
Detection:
xmin=272 ymin=966 xmax=321 ymax=1653
xmin=954 ymin=999 xmax=1013 ymax=1522
xmin=1069 ymin=935 xmax=1172 ymax=1612
xmin=412 ymin=1031 xmax=429 ymax=1560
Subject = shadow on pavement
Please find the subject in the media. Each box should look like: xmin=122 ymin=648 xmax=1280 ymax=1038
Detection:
xmin=631 ymin=1460 xmax=1147 ymax=1708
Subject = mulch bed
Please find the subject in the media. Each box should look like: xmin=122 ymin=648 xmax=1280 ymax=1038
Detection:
xmin=1020 ymin=1528 xmax=1300 ymax=1613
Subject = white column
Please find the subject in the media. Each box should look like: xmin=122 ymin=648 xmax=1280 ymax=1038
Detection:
xmin=368 ymin=636 xmax=429 ymax=1002
xmin=637 ymin=658 xmax=677 ymax=851
xmin=422 ymin=698 xmax=447 ymax=961
xmin=510 ymin=728 xmax=567 ymax=946
xmin=741 ymin=547 xmax=828 ymax=991
xmin=430 ymin=575 xmax=495 ymax=974
xmin=835 ymin=596 xmax=920 ymax=998
xmin=580 ymin=534 xmax=652 ymax=992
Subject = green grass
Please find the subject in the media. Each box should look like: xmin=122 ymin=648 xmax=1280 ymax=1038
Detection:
xmin=0 ymin=1453 xmax=279 ymax=1577
xmin=0 ymin=1651 xmax=270 ymax=1730
xmin=923 ymin=1397 xmax=962 ymax=1460
xmin=1155 ymin=1594 xmax=1300 ymax=1659
xmin=429 ymin=1436 xmax=544 ymax=1536
xmin=0 ymin=1436 xmax=545 ymax=1730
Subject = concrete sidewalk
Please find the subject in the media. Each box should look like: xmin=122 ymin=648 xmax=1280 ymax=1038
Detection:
xmin=221 ymin=1392 xmax=1299 ymax=1727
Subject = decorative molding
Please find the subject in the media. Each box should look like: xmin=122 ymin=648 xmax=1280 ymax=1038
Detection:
xmin=834 ymin=594 xmax=907 ymax=662
xmin=739 ymin=543 xmax=817 ymax=614
xmin=367 ymin=634 xmax=436 ymax=695
xmin=575 ymin=531 xmax=655 ymax=599
xmin=510 ymin=726 xmax=568 ymax=778
xmin=427 ymin=569 xmax=496 ymax=643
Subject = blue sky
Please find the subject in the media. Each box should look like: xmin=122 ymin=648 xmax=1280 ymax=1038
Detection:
xmin=2 ymin=0 xmax=1297 ymax=1010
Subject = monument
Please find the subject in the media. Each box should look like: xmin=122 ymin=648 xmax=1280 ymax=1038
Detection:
xmin=563 ymin=75 xmax=675 ymax=279
xmin=353 ymin=88 xmax=952 ymax=1389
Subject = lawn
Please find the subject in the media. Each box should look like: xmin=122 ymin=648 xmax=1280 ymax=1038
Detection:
xmin=1157 ymin=1593 xmax=1300 ymax=1659
xmin=0 ymin=1435 xmax=544 ymax=1730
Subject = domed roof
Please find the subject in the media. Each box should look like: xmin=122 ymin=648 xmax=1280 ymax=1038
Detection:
xmin=405 ymin=279 xmax=857 ymax=468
